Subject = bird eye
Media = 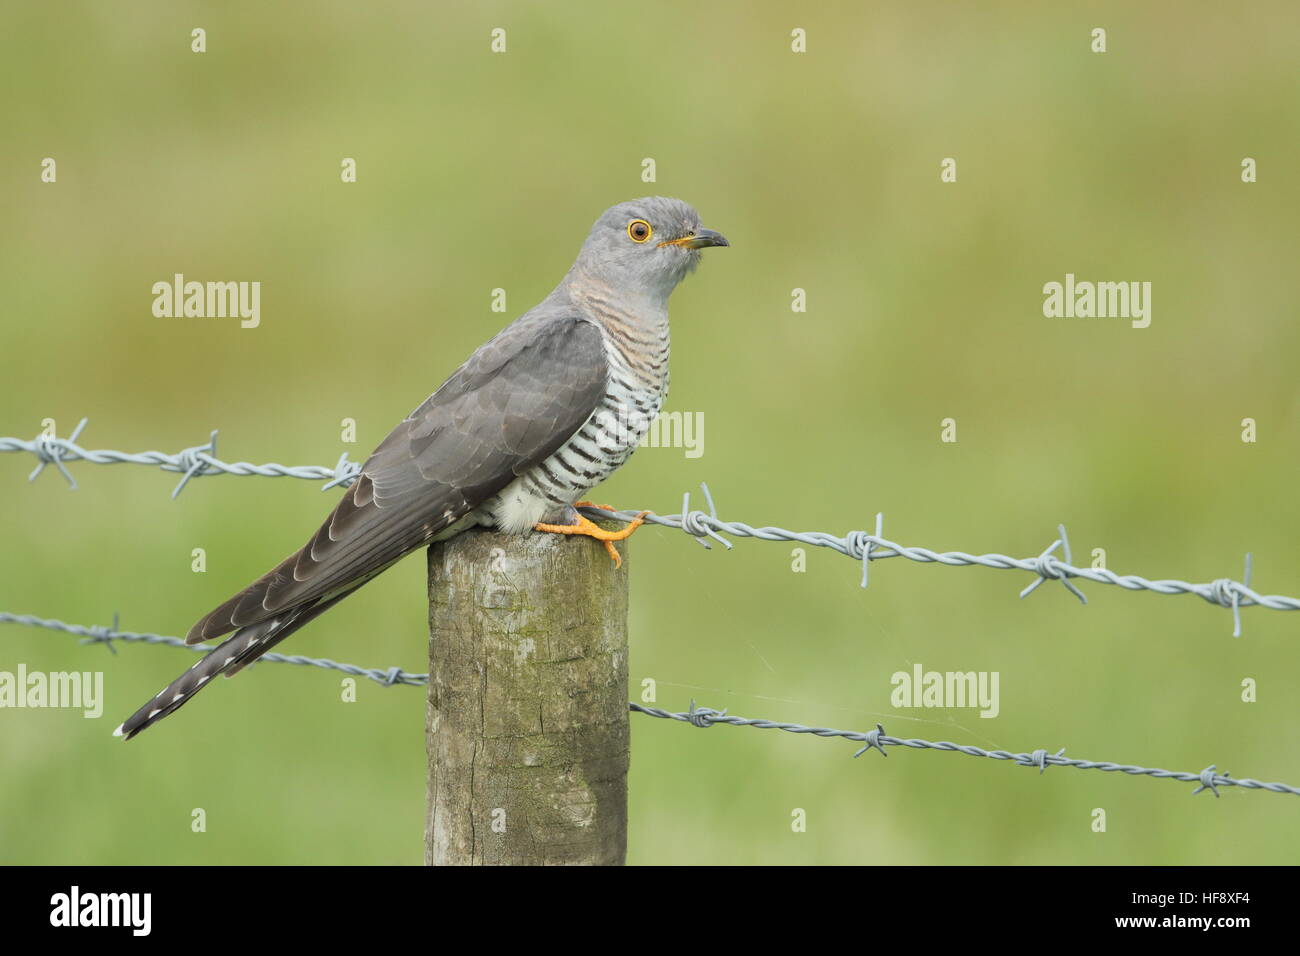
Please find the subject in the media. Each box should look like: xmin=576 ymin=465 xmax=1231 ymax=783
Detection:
xmin=627 ymin=219 xmax=652 ymax=243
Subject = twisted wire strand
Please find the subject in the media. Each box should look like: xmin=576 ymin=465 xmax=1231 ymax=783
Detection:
xmin=0 ymin=418 xmax=360 ymax=498
xmin=2 ymin=422 xmax=1290 ymax=634
xmin=629 ymin=703 xmax=1299 ymax=798
xmin=578 ymin=488 xmax=1292 ymax=637
xmin=0 ymin=612 xmax=424 ymax=687
xmin=3 ymin=612 xmax=1296 ymax=799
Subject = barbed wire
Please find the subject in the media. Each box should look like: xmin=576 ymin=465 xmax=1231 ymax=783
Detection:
xmin=3 ymin=611 xmax=1294 ymax=799
xmin=582 ymin=495 xmax=1284 ymax=639
xmin=629 ymin=702 xmax=1299 ymax=798
xmin=0 ymin=418 xmax=361 ymax=498
xmin=0 ymin=612 xmax=424 ymax=686
xmin=3 ymin=421 xmax=1294 ymax=636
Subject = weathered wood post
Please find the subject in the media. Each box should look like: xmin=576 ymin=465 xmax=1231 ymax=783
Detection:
xmin=425 ymin=523 xmax=630 ymax=865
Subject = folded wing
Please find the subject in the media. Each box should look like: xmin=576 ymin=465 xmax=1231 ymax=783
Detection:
xmin=186 ymin=312 xmax=608 ymax=644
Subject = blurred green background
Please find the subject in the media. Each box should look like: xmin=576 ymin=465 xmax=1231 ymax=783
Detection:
xmin=2 ymin=1 xmax=1298 ymax=865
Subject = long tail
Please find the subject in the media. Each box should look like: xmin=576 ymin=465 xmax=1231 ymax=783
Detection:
xmin=114 ymin=588 xmax=358 ymax=741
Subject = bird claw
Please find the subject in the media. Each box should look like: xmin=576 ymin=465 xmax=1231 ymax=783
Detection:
xmin=535 ymin=506 xmax=649 ymax=569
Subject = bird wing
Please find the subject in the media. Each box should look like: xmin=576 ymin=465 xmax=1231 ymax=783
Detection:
xmin=186 ymin=312 xmax=609 ymax=644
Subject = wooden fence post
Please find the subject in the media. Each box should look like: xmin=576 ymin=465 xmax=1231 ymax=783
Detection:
xmin=424 ymin=523 xmax=630 ymax=865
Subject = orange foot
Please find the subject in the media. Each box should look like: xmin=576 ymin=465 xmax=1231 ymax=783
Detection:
xmin=534 ymin=502 xmax=649 ymax=569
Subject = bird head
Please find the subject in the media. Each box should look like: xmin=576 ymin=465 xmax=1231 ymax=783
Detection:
xmin=569 ymin=197 xmax=729 ymax=304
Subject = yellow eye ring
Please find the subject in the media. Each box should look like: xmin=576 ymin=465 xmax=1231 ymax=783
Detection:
xmin=627 ymin=219 xmax=652 ymax=243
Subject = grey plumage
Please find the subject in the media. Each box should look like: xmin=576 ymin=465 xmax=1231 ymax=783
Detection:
xmin=116 ymin=197 xmax=727 ymax=740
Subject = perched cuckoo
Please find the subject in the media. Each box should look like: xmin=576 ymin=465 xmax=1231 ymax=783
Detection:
xmin=115 ymin=196 xmax=728 ymax=740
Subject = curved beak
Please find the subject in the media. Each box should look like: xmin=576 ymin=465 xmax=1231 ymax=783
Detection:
xmin=659 ymin=227 xmax=730 ymax=250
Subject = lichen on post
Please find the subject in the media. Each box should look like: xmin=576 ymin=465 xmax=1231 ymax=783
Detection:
xmin=425 ymin=521 xmax=630 ymax=865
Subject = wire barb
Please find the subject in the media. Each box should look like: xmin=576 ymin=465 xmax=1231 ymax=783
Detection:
xmin=79 ymin=612 xmax=121 ymax=655
xmin=843 ymin=513 xmax=885 ymax=589
xmin=27 ymin=417 xmax=88 ymax=488
xmin=1208 ymin=554 xmax=1254 ymax=637
xmin=170 ymin=430 xmax=219 ymax=499
xmin=320 ymin=452 xmax=361 ymax=492
xmin=1193 ymin=765 xmax=1228 ymax=798
xmin=678 ymin=484 xmax=733 ymax=550
xmin=853 ymin=722 xmax=888 ymax=758
xmin=686 ymin=698 xmax=726 ymax=727
xmin=1023 ymin=747 xmax=1066 ymax=775
xmin=1019 ymin=525 xmax=1087 ymax=605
